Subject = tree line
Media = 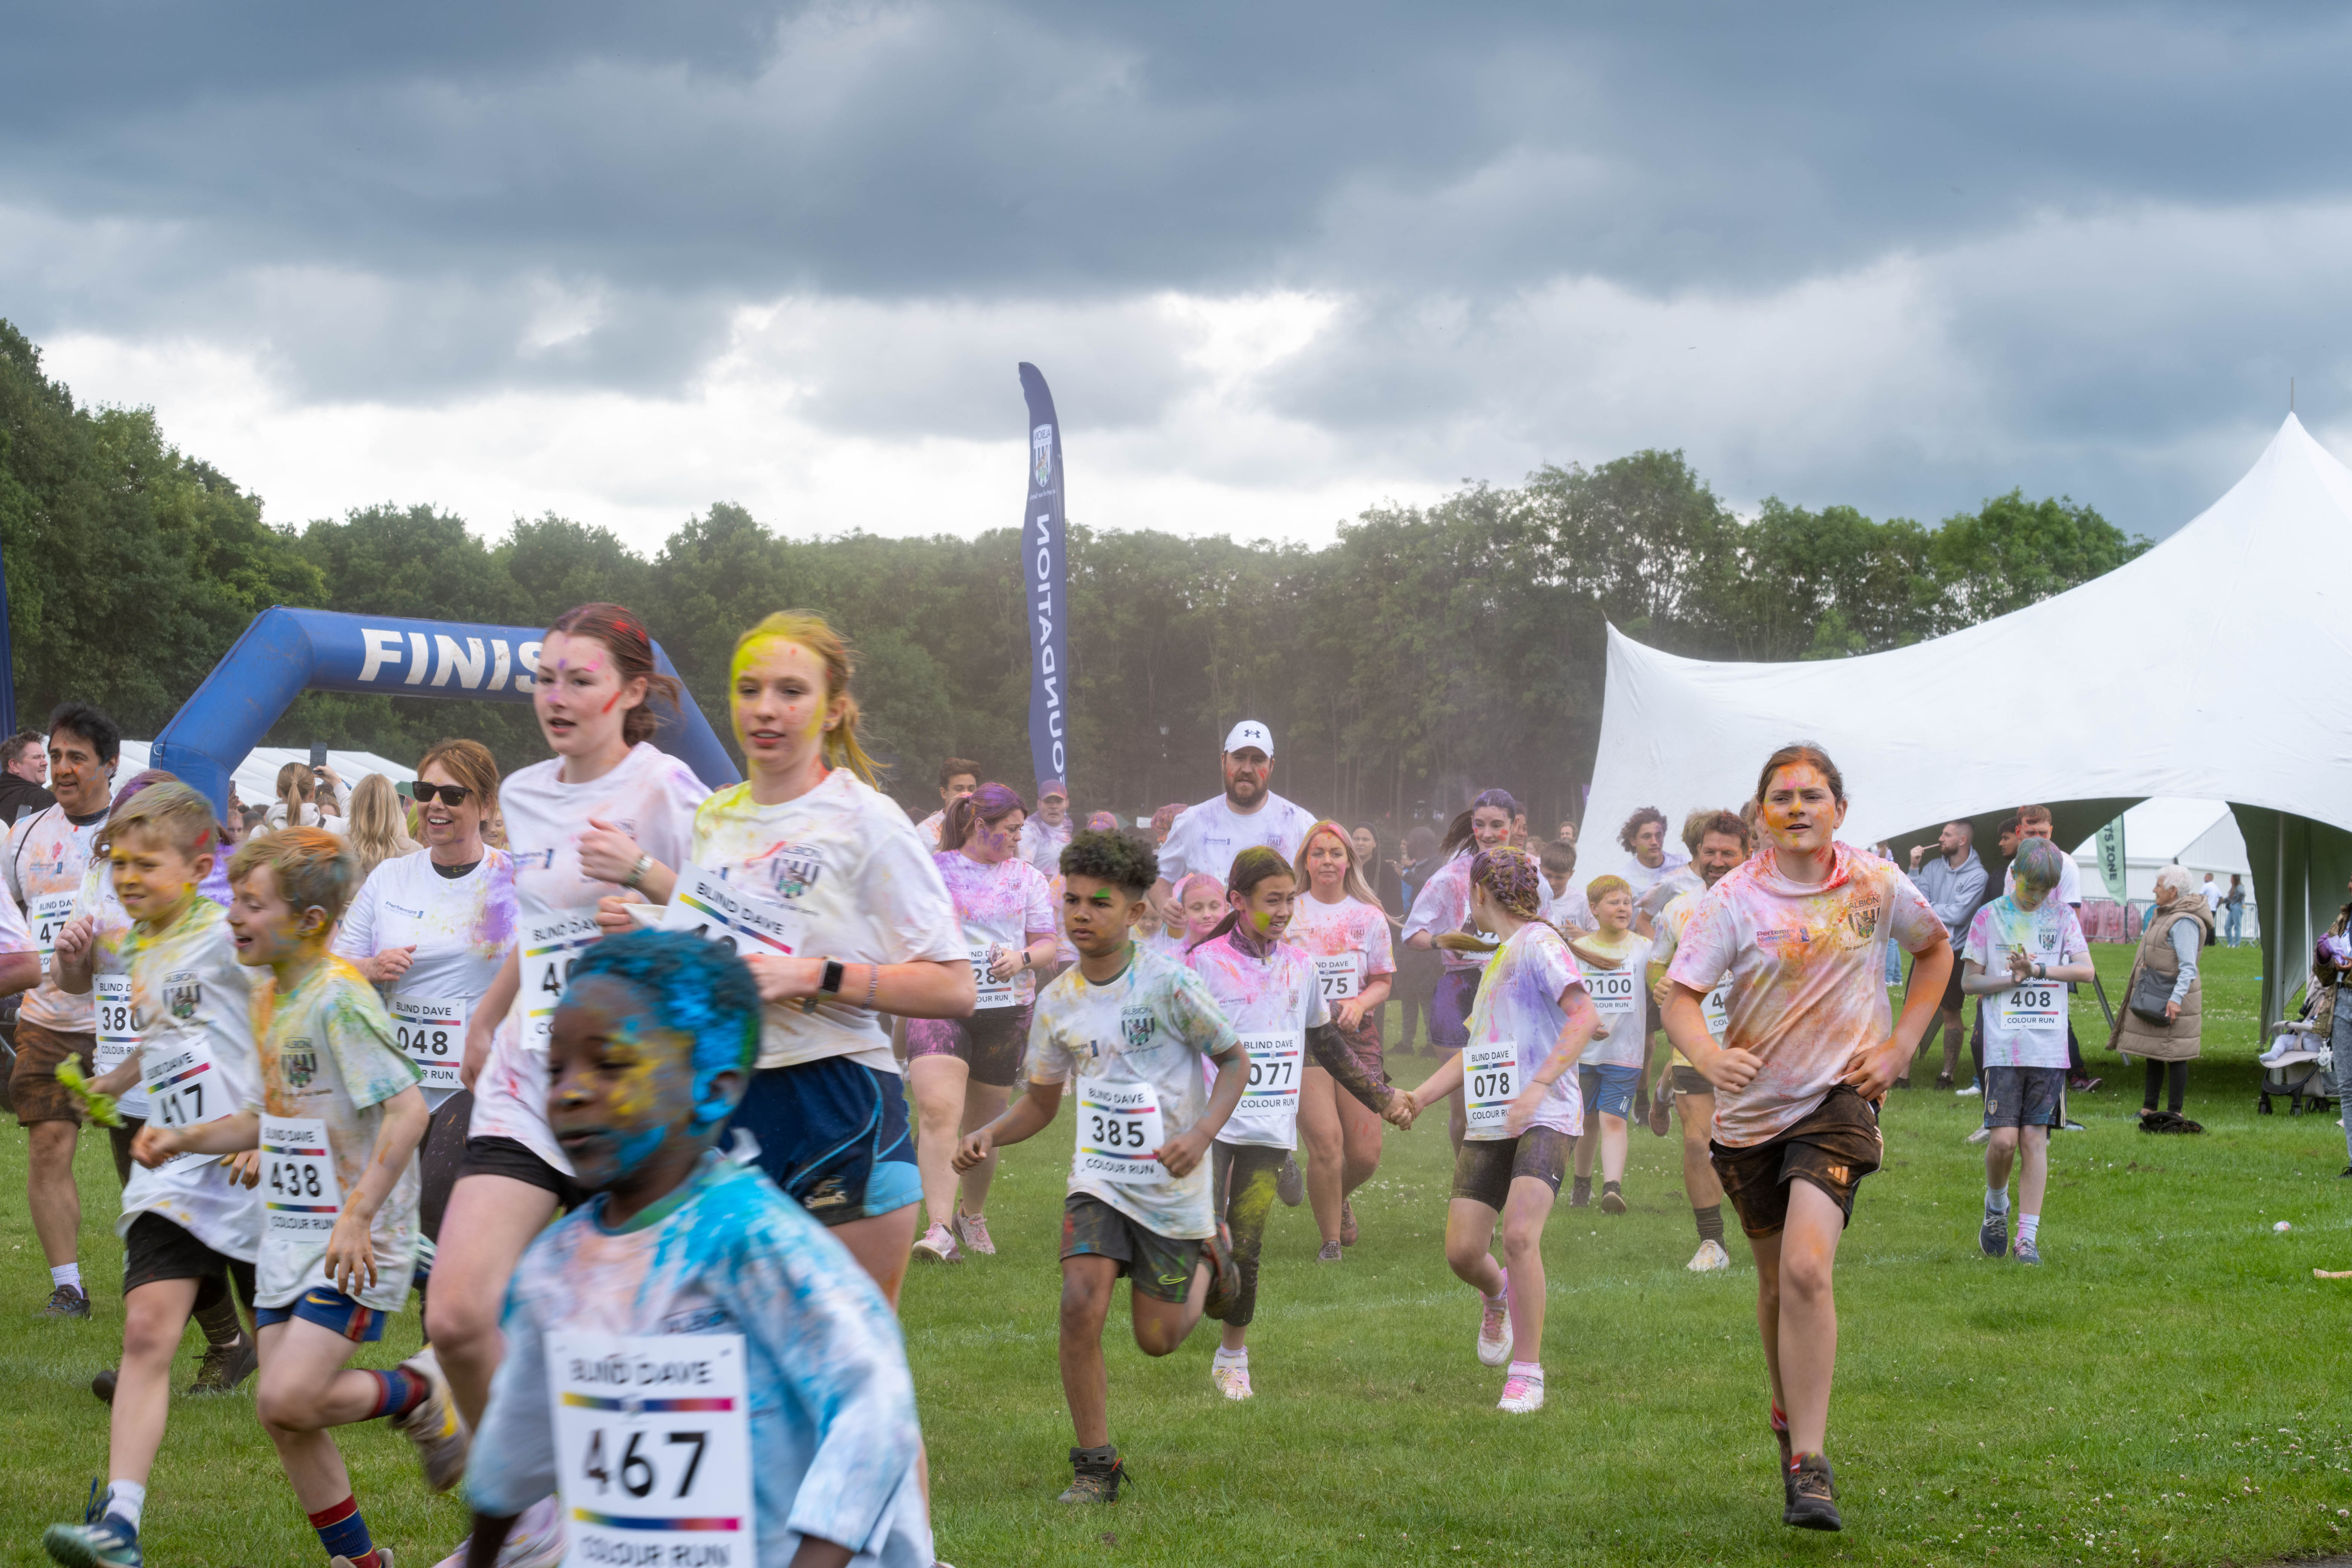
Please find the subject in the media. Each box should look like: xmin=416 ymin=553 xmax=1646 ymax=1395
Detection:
xmin=0 ymin=318 xmax=2147 ymax=835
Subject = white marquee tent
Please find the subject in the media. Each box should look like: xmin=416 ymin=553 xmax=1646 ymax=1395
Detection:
xmin=116 ymin=742 xmax=409 ymax=813
xmin=2068 ymin=797 xmax=2255 ymax=910
xmin=1582 ymin=413 xmax=2352 ymax=1035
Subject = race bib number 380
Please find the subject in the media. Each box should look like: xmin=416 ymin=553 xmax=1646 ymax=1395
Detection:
xmin=551 ymin=1332 xmax=754 ymax=1568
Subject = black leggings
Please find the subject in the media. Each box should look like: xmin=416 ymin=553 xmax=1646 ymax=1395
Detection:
xmin=1211 ymin=1142 xmax=1288 ymax=1329
xmin=2142 ymin=1058 xmax=2187 ymax=1113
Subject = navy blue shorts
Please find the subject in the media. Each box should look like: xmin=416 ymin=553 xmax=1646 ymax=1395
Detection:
xmin=723 ymin=1057 xmax=921 ymax=1227
xmin=256 ymin=1286 xmax=389 ymax=1343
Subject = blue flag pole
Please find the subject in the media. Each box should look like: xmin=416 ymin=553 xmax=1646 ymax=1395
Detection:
xmin=1020 ymin=364 xmax=1071 ymax=796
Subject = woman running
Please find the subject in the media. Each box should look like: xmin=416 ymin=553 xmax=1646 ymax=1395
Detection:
xmin=1187 ymin=847 xmax=1404 ymax=1400
xmin=665 ymin=612 xmax=972 ymax=1305
xmin=1660 ymin=742 xmax=1950 ymax=1531
xmin=1400 ymin=846 xmax=1597 ymax=1415
xmin=908 ymin=783 xmax=1059 ymax=1264
xmin=427 ymin=604 xmax=709 ymax=1568
xmin=1285 ymin=820 xmax=1396 ymax=1259
xmin=332 ymin=740 xmax=516 ymax=1268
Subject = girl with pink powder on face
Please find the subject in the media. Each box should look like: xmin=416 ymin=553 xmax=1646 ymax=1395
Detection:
xmin=1660 ymin=742 xmax=1951 ymax=1533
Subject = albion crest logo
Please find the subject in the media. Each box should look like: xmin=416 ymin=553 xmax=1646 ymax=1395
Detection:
xmin=164 ymin=971 xmax=202 ymax=1021
xmin=1032 ymin=423 xmax=1054 ymax=490
xmin=760 ymin=845 xmax=824 ymax=901
xmin=283 ymin=1042 xmax=319 ymax=1089
xmin=1844 ymin=896 xmax=1881 ymax=942
xmin=1119 ymin=1007 xmax=1154 ymax=1047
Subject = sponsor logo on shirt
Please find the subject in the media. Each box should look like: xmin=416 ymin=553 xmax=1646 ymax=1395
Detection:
xmin=1844 ymin=896 xmax=1880 ymax=941
xmin=752 ymin=842 xmax=825 ymax=900
xmin=658 ymin=1305 xmax=734 ymax=1334
xmin=282 ymin=1043 xmax=320 ymax=1089
xmin=389 ymin=901 xmax=425 ymax=919
xmin=164 ymin=971 xmax=201 ymax=1020
xmin=1119 ymin=1007 xmax=1156 ymax=1048
xmin=514 ymin=848 xmax=558 ymax=871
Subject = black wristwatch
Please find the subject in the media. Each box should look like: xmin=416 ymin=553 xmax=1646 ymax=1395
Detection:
xmin=819 ymin=959 xmax=846 ymax=996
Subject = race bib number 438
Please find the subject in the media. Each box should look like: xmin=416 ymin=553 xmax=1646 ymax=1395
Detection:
xmin=551 ymin=1332 xmax=753 ymax=1568
xmin=260 ymin=1116 xmax=342 ymax=1239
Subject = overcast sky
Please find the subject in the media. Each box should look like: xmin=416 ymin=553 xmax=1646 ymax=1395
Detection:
xmin=5 ymin=3 xmax=2346 ymax=550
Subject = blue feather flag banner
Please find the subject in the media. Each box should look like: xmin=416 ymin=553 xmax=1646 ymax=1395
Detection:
xmin=1019 ymin=363 xmax=1070 ymax=795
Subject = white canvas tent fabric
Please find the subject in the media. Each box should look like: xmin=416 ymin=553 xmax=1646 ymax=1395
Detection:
xmin=1582 ymin=413 xmax=2352 ymax=1033
xmin=2068 ymin=798 xmax=2254 ymax=906
xmin=118 ymin=741 xmax=409 ymax=812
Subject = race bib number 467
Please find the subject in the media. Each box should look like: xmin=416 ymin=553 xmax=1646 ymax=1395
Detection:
xmin=551 ymin=1332 xmax=753 ymax=1568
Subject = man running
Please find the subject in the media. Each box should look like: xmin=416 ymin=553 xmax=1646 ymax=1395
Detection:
xmin=1152 ymin=721 xmax=1317 ymax=910
xmin=916 ymin=757 xmax=980 ymax=851
xmin=1646 ymin=808 xmax=1749 ymax=1271
xmin=8 ymin=704 xmax=119 ymax=1317
xmin=1905 ymin=821 xmax=1986 ymax=1091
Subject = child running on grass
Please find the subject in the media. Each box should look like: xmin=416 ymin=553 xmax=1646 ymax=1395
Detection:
xmin=1565 ymin=874 xmax=1649 ymax=1214
xmin=140 ymin=827 xmax=459 ymax=1568
xmin=1960 ymin=836 xmax=2091 ymax=1265
xmin=42 ymin=784 xmax=263 ymax=1568
xmin=1660 ymin=744 xmax=1950 ymax=1531
xmin=1185 ymin=846 xmax=1409 ymax=1399
xmin=1398 ymin=845 xmax=1597 ymax=1414
xmin=952 ymin=829 xmax=1245 ymax=1503
xmin=458 ymin=928 xmax=932 ymax=1568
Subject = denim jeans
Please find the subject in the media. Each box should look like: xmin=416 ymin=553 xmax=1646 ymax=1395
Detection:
xmin=2224 ymin=904 xmax=2243 ymax=946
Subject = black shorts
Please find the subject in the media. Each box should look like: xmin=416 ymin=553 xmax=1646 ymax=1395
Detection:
xmin=123 ymin=1210 xmax=256 ymax=1315
xmin=1983 ymin=1065 xmax=2066 ymax=1129
xmin=905 ymin=1005 xmax=1033 ymax=1089
xmin=418 ymin=1092 xmax=474 ymax=1242
xmin=1060 ymin=1191 xmax=1203 ymax=1304
xmin=460 ymin=1134 xmax=588 ymax=1213
xmin=1670 ymin=1065 xmax=1714 ymax=1096
xmin=1450 ymin=1125 xmax=1576 ymax=1211
xmin=1710 ymin=1085 xmax=1883 ymax=1238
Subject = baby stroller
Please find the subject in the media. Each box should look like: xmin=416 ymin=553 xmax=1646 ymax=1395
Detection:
xmin=2258 ymin=975 xmax=2339 ymax=1116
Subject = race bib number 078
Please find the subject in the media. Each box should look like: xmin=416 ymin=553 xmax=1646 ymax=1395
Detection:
xmin=1462 ymin=1038 xmax=1519 ymax=1142
xmin=551 ymin=1332 xmax=753 ymax=1568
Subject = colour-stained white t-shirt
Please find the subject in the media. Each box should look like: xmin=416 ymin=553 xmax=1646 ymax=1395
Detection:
xmin=1963 ymin=896 xmax=2090 ymax=1070
xmin=1185 ymin=930 xmax=1330 ymax=1152
xmin=471 ymin=744 xmax=709 ymax=1173
xmin=333 ymin=848 xmax=518 ymax=1109
xmin=1284 ymin=892 xmax=1395 ymax=1006
xmin=1017 ymin=816 xmax=1073 ymax=878
xmin=931 ymin=850 xmax=1057 ymax=1008
xmin=916 ymin=810 xmax=946 ymax=851
xmin=691 ymin=771 xmax=964 ymax=1073
xmin=1625 ymin=852 xmax=1695 ymax=911
xmin=1666 ymin=842 xmax=1943 ymax=1148
xmin=1404 ymin=853 xmax=1557 ymax=972
xmin=1574 ymin=929 xmax=1652 ymax=1069
xmin=1026 ymin=944 xmax=1239 ymax=1240
xmin=249 ymin=957 xmax=422 ymax=1311
xmin=10 ymin=803 xmax=105 ymax=1033
xmin=1156 ymin=792 xmax=1317 ymax=888
xmin=1462 ymin=921 xmax=1589 ymax=1138
xmin=108 ymin=899 xmax=265 ymax=1261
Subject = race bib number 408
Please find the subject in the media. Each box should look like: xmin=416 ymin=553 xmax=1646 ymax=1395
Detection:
xmin=551 ymin=1332 xmax=753 ymax=1568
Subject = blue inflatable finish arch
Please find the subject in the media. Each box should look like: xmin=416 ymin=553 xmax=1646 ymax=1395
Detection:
xmin=151 ymin=606 xmax=739 ymax=816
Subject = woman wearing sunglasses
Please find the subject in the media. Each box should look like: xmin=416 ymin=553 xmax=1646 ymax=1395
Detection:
xmin=330 ymin=740 xmax=518 ymax=1288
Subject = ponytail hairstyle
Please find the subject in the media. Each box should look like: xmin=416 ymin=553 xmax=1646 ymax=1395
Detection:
xmin=274 ymin=761 xmax=315 ymax=823
xmin=1194 ymin=845 xmax=1296 ymax=951
xmin=1467 ymin=844 xmax=1544 ymax=922
xmin=941 ymin=782 xmax=1025 ymax=853
xmin=729 ymin=611 xmax=883 ymax=788
xmin=1438 ymin=787 xmax=1521 ymax=862
xmin=1291 ymin=820 xmax=1381 ymax=910
xmin=546 ymin=602 xmax=685 ymax=749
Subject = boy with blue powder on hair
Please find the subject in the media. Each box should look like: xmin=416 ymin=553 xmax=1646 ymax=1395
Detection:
xmin=460 ymin=929 xmax=932 ymax=1568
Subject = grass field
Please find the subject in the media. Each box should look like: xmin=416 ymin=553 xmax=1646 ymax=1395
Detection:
xmin=3 ymin=943 xmax=2350 ymax=1567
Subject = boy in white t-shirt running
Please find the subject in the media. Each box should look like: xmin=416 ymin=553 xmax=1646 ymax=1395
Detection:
xmin=1960 ymin=838 xmax=2092 ymax=1266
xmin=953 ymin=831 xmax=1246 ymax=1504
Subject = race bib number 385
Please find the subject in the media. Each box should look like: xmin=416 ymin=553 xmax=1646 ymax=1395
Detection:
xmin=551 ymin=1332 xmax=754 ymax=1568
xmin=1074 ymin=1076 xmax=1167 ymax=1186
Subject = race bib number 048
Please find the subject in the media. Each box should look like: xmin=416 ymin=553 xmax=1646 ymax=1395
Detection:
xmin=1462 ymin=1038 xmax=1519 ymax=1142
xmin=390 ymin=996 xmax=466 ymax=1092
xmin=551 ymin=1332 xmax=753 ymax=1568
xmin=1074 ymin=1076 xmax=1167 ymax=1186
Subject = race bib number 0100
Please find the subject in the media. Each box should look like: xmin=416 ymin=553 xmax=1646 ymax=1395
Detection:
xmin=1074 ymin=1076 xmax=1167 ymax=1186
xmin=969 ymin=944 xmax=1017 ymax=1009
xmin=1312 ymin=954 xmax=1361 ymax=1002
xmin=1587 ymin=969 xmax=1640 ymax=1021
xmin=667 ymin=864 xmax=802 ymax=964
xmin=1462 ymin=1038 xmax=1519 ymax=1142
xmin=94 ymin=974 xmax=138 ymax=1077
xmin=390 ymin=996 xmax=466 ymax=1092
xmin=1224 ymin=1031 xmax=1304 ymax=1147
xmin=551 ymin=1332 xmax=753 ymax=1568
xmin=522 ymin=911 xmax=601 ymax=1055
xmin=260 ymin=1116 xmax=342 ymax=1239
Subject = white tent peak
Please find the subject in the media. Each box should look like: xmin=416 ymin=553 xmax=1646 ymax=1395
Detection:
xmin=1582 ymin=412 xmax=2352 ymax=862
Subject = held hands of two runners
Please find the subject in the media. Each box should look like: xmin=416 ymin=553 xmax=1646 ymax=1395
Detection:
xmin=1381 ymin=1087 xmax=1418 ymax=1130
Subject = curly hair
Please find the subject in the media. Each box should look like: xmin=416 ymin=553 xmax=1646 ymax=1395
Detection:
xmin=570 ymin=929 xmax=763 ymax=1100
xmin=1617 ymin=807 xmax=1668 ymax=854
xmin=1060 ymin=827 xmax=1159 ymax=895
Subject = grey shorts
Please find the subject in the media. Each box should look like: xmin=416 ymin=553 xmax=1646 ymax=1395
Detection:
xmin=1983 ymin=1065 xmax=2066 ymax=1129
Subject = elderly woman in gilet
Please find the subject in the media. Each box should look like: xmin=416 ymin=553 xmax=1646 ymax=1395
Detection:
xmin=2113 ymin=865 xmax=2215 ymax=1129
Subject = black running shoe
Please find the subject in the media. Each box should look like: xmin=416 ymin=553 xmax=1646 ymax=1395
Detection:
xmin=1057 ymin=1447 xmax=1126 ymax=1504
xmin=1275 ymin=1156 xmax=1304 ymax=1207
xmin=1201 ymin=1222 xmax=1240 ymax=1321
xmin=90 ymin=1367 xmax=116 ymax=1405
xmin=1784 ymin=1453 xmax=1841 ymax=1530
xmin=187 ymin=1333 xmax=258 ymax=1396
xmin=43 ymin=1285 xmax=90 ymax=1320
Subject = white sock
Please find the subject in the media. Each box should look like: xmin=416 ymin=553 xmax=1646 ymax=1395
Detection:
xmin=51 ymin=1263 xmax=81 ymax=1292
xmin=104 ymin=1480 xmax=145 ymax=1532
xmin=1213 ymin=1346 xmax=1248 ymax=1367
xmin=1507 ymin=1360 xmax=1543 ymax=1381
xmin=1486 ymin=1266 xmax=1510 ymax=1306
xmin=2018 ymin=1213 xmax=2041 ymax=1245
xmin=1984 ymin=1187 xmax=2009 ymax=1214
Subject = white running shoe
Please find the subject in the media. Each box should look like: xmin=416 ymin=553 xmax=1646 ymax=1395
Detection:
xmin=1475 ymin=1292 xmax=1512 ymax=1367
xmin=912 ymin=1221 xmax=962 ymax=1263
xmin=1686 ymin=1239 xmax=1731 ymax=1272
xmin=1496 ymin=1370 xmax=1545 ymax=1414
xmin=1955 ymin=1081 xmax=1982 ymax=1096
xmin=1211 ymin=1361 xmax=1254 ymax=1401
xmin=1965 ymin=1127 xmax=1992 ymax=1145
xmin=433 ymin=1495 xmax=567 ymax=1568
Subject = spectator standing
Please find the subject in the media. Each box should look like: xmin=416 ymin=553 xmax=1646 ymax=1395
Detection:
xmin=1906 ymin=821 xmax=1986 ymax=1089
xmin=1019 ymin=778 xmax=1073 ymax=875
xmin=2113 ymin=864 xmax=2213 ymax=1129
xmin=345 ymin=772 xmax=421 ymax=880
xmin=2222 ymin=873 xmax=2246 ymax=946
xmin=0 ymin=731 xmax=54 ymax=825
xmin=1352 ymin=824 xmax=1404 ymax=916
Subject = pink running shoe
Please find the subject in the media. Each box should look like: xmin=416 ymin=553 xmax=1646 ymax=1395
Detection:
xmin=1476 ymin=1291 xmax=1512 ymax=1368
xmin=1497 ymin=1369 xmax=1545 ymax=1414
xmin=912 ymin=1220 xmax=962 ymax=1263
xmin=952 ymin=1210 xmax=995 ymax=1256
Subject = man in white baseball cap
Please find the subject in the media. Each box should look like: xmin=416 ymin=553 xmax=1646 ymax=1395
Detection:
xmin=1152 ymin=720 xmax=1317 ymax=908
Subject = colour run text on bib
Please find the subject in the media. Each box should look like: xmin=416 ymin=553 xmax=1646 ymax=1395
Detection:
xmin=1588 ymin=969 xmax=1640 ymax=1021
xmin=1996 ymin=983 xmax=2066 ymax=1032
xmin=390 ymin=995 xmax=467 ymax=1092
xmin=1462 ymin=1038 xmax=1519 ymax=1142
xmin=260 ymin=1116 xmax=343 ymax=1239
xmin=1074 ymin=1075 xmax=1167 ymax=1186
xmin=1225 ymin=1031 xmax=1305 ymax=1145
xmin=549 ymin=1331 xmax=754 ymax=1568
xmin=94 ymin=974 xmax=138 ymax=1076
xmin=968 ymin=944 xmax=1017 ymax=1009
